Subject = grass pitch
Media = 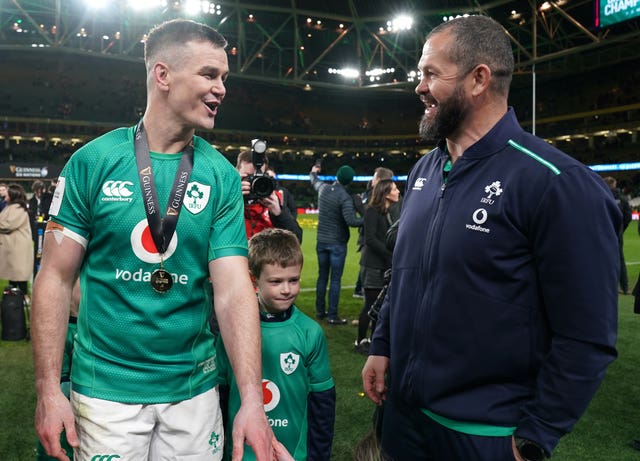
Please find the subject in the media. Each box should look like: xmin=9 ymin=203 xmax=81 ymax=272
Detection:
xmin=2 ymin=217 xmax=639 ymax=460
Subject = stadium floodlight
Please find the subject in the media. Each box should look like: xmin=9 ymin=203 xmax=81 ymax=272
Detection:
xmin=184 ymin=1 xmax=221 ymax=16
xmin=406 ymin=70 xmax=421 ymax=82
xmin=85 ymin=0 xmax=110 ymax=8
xmin=365 ymin=67 xmax=395 ymax=77
xmin=365 ymin=67 xmax=395 ymax=83
xmin=387 ymin=14 xmax=413 ymax=32
xmin=184 ymin=0 xmax=201 ymax=15
xmin=443 ymin=13 xmax=470 ymax=22
xmin=328 ymin=67 xmax=360 ymax=78
xmin=127 ymin=0 xmax=168 ymax=12
xmin=341 ymin=68 xmax=360 ymax=78
xmin=539 ymin=2 xmax=552 ymax=12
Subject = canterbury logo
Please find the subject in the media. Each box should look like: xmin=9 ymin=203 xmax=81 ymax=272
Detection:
xmin=102 ymin=180 xmax=134 ymax=198
xmin=90 ymin=456 xmax=121 ymax=461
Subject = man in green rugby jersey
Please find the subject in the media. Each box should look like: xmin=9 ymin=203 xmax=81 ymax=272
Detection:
xmin=32 ymin=19 xmax=271 ymax=461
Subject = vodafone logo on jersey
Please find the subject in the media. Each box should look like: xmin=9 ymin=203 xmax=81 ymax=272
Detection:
xmin=262 ymin=379 xmax=281 ymax=412
xmin=130 ymin=219 xmax=178 ymax=264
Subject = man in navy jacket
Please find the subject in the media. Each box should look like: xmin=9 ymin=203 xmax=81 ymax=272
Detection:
xmin=362 ymin=15 xmax=620 ymax=461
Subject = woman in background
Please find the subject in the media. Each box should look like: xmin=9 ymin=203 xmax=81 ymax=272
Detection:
xmin=355 ymin=179 xmax=400 ymax=354
xmin=0 ymin=183 xmax=34 ymax=301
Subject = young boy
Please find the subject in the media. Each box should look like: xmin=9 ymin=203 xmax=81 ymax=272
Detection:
xmin=216 ymin=228 xmax=336 ymax=461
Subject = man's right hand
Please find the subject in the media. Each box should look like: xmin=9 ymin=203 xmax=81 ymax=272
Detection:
xmin=240 ymin=177 xmax=252 ymax=197
xmin=361 ymin=355 xmax=389 ymax=405
xmin=311 ymin=164 xmax=321 ymax=174
xmin=35 ymin=390 xmax=78 ymax=461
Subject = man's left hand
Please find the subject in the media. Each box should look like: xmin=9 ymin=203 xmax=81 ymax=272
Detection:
xmin=231 ymin=401 xmax=273 ymax=461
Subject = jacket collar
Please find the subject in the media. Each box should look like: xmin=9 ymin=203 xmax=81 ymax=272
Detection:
xmin=436 ymin=108 xmax=521 ymax=162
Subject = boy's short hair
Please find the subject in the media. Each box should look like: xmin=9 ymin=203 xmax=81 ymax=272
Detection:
xmin=248 ymin=228 xmax=303 ymax=278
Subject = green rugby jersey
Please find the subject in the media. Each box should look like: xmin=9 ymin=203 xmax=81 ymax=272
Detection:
xmin=49 ymin=126 xmax=248 ymax=403
xmin=216 ymin=306 xmax=334 ymax=461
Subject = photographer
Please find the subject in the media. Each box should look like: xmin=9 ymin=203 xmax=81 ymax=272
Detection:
xmin=236 ymin=149 xmax=302 ymax=242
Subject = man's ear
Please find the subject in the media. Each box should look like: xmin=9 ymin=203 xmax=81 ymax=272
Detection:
xmin=470 ymin=64 xmax=492 ymax=96
xmin=152 ymin=62 xmax=170 ymax=91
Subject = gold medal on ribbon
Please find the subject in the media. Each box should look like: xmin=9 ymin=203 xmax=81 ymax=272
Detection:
xmin=151 ymin=256 xmax=173 ymax=293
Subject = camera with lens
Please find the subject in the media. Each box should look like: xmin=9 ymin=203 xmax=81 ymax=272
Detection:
xmin=368 ymin=268 xmax=392 ymax=322
xmin=245 ymin=138 xmax=276 ymax=202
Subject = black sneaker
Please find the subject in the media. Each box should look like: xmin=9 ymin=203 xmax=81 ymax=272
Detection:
xmin=327 ymin=317 xmax=347 ymax=325
xmin=354 ymin=338 xmax=370 ymax=355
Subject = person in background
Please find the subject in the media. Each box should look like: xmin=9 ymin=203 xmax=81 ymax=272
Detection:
xmin=0 ymin=182 xmax=8 ymax=212
xmin=353 ymin=430 xmax=388 ymax=461
xmin=603 ymin=176 xmax=632 ymax=294
xmin=354 ymin=179 xmax=400 ymax=355
xmin=49 ymin=178 xmax=59 ymax=194
xmin=209 ymin=153 xmax=302 ymax=336
xmin=353 ymin=167 xmax=396 ymax=298
xmin=0 ymin=183 xmax=34 ymax=301
xmin=237 ymin=151 xmax=302 ymax=242
xmin=28 ymin=180 xmax=54 ymax=276
xmin=28 ymin=180 xmax=54 ymax=223
xmin=363 ymin=15 xmax=620 ymax=461
xmin=216 ymin=228 xmax=335 ymax=460
xmin=266 ymin=166 xmax=299 ymax=220
xmin=310 ymin=163 xmax=363 ymax=325
xmin=31 ymin=18 xmax=271 ymax=461
xmin=633 ymin=217 xmax=640 ymax=315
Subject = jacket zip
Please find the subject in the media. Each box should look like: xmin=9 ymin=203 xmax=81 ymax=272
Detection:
xmin=405 ymin=157 xmax=451 ymax=394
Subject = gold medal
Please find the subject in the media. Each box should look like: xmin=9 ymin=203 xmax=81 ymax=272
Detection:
xmin=151 ymin=256 xmax=173 ymax=293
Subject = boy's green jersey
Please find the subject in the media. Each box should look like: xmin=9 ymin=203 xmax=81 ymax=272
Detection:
xmin=216 ymin=306 xmax=335 ymax=461
xmin=49 ymin=126 xmax=248 ymax=403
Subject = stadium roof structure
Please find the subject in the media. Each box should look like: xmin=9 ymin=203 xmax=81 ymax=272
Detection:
xmin=2 ymin=0 xmax=640 ymax=93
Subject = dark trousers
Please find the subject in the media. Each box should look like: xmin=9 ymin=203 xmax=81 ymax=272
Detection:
xmin=315 ymin=242 xmax=347 ymax=319
xmin=619 ymin=233 xmax=628 ymax=293
xmin=633 ymin=272 xmax=640 ymax=314
xmin=357 ymin=288 xmax=379 ymax=342
xmin=380 ymin=393 xmax=516 ymax=461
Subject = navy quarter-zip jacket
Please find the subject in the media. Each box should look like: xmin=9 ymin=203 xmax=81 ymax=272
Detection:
xmin=371 ymin=108 xmax=620 ymax=455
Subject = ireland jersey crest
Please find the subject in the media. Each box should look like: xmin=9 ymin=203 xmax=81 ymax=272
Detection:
xmin=280 ymin=352 xmax=300 ymax=375
xmin=184 ymin=181 xmax=211 ymax=215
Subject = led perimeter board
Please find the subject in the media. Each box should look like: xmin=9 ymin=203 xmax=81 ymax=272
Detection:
xmin=595 ymin=0 xmax=640 ymax=27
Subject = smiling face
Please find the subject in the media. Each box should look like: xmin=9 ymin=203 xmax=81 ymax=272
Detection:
xmin=255 ymin=263 xmax=301 ymax=315
xmin=163 ymin=40 xmax=229 ymax=132
xmin=415 ymin=31 xmax=471 ymax=141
